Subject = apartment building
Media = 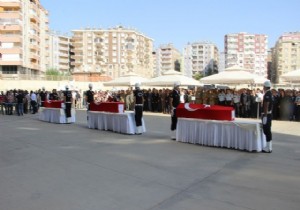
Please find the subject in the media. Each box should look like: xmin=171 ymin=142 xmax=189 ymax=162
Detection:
xmin=156 ymin=43 xmax=181 ymax=76
xmin=225 ymin=32 xmax=268 ymax=77
xmin=183 ymin=41 xmax=219 ymax=77
xmin=218 ymin=52 xmax=225 ymax=73
xmin=71 ymin=26 xmax=154 ymax=80
xmin=271 ymin=32 xmax=300 ymax=83
xmin=47 ymin=32 xmax=72 ymax=74
xmin=0 ymin=0 xmax=49 ymax=79
xmin=152 ymin=51 xmax=158 ymax=77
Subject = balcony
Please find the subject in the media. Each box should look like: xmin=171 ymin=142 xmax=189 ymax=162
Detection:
xmin=59 ymin=53 xmax=69 ymax=58
xmin=30 ymin=52 xmax=39 ymax=61
xmin=72 ymin=36 xmax=82 ymax=41
xmin=30 ymin=43 xmax=39 ymax=51
xmin=29 ymin=33 xmax=40 ymax=42
xmin=0 ymin=1 xmax=21 ymax=8
xmin=0 ymin=47 xmax=22 ymax=54
xmin=0 ymin=24 xmax=22 ymax=31
xmin=30 ymin=1 xmax=39 ymax=11
xmin=0 ymin=60 xmax=22 ymax=66
xmin=30 ymin=14 xmax=40 ymax=24
xmin=59 ymin=46 xmax=69 ymax=52
xmin=30 ymin=22 xmax=39 ymax=32
xmin=30 ymin=63 xmax=39 ymax=70
xmin=0 ymin=11 xmax=22 ymax=19
xmin=72 ymin=48 xmax=83 ymax=53
xmin=73 ymin=42 xmax=83 ymax=47
xmin=0 ymin=34 xmax=22 ymax=42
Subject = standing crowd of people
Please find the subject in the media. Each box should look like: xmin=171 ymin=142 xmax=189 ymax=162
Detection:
xmin=83 ymin=86 xmax=300 ymax=122
xmin=0 ymin=88 xmax=82 ymax=116
xmin=1 ymin=85 xmax=300 ymax=122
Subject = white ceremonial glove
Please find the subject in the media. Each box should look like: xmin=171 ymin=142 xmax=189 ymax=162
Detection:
xmin=61 ymin=103 xmax=65 ymax=109
xmin=171 ymin=107 xmax=175 ymax=117
xmin=262 ymin=116 xmax=267 ymax=125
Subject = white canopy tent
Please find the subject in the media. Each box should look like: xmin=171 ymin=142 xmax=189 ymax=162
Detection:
xmin=281 ymin=69 xmax=300 ymax=82
xmin=142 ymin=70 xmax=201 ymax=87
xmin=200 ymin=65 xmax=268 ymax=86
xmin=103 ymin=72 xmax=148 ymax=87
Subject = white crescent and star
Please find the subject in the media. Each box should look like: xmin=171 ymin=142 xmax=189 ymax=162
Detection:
xmin=184 ymin=103 xmax=198 ymax=111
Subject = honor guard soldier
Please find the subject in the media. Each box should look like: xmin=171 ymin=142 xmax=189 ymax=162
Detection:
xmin=169 ymin=81 xmax=181 ymax=140
xmin=85 ymin=83 xmax=94 ymax=110
xmin=40 ymin=87 xmax=47 ymax=107
xmin=85 ymin=83 xmax=94 ymax=121
xmin=262 ymin=81 xmax=273 ymax=153
xmin=63 ymin=85 xmax=73 ymax=121
xmin=133 ymin=82 xmax=144 ymax=134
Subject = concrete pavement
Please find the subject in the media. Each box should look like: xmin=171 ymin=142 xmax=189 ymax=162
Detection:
xmin=0 ymin=111 xmax=299 ymax=210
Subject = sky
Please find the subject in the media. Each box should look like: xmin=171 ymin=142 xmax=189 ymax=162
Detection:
xmin=40 ymin=0 xmax=300 ymax=51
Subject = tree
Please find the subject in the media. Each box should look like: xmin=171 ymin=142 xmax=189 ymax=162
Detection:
xmin=46 ymin=68 xmax=60 ymax=76
xmin=174 ymin=60 xmax=181 ymax=72
xmin=213 ymin=60 xmax=219 ymax=74
xmin=193 ymin=72 xmax=202 ymax=80
xmin=206 ymin=66 xmax=213 ymax=76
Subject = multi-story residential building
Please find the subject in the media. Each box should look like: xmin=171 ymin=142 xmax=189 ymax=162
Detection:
xmin=152 ymin=51 xmax=158 ymax=77
xmin=218 ymin=52 xmax=225 ymax=73
xmin=71 ymin=26 xmax=154 ymax=80
xmin=271 ymin=32 xmax=300 ymax=83
xmin=0 ymin=0 xmax=49 ymax=79
xmin=47 ymin=31 xmax=72 ymax=74
xmin=225 ymin=32 xmax=268 ymax=77
xmin=156 ymin=43 xmax=181 ymax=76
xmin=183 ymin=41 xmax=219 ymax=77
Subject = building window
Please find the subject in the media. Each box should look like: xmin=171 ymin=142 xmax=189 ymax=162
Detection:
xmin=2 ymin=66 xmax=17 ymax=74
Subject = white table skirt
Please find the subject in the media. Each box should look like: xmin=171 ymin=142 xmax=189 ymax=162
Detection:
xmin=39 ymin=108 xmax=76 ymax=124
xmin=87 ymin=111 xmax=146 ymax=134
xmin=176 ymin=118 xmax=266 ymax=152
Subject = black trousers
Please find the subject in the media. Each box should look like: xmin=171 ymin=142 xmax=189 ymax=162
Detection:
xmin=31 ymin=101 xmax=37 ymax=114
xmin=171 ymin=108 xmax=177 ymax=131
xmin=262 ymin=114 xmax=272 ymax=142
xmin=65 ymin=103 xmax=72 ymax=118
xmin=135 ymin=106 xmax=143 ymax=127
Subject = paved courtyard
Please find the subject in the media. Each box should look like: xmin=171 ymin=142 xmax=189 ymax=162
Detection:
xmin=0 ymin=111 xmax=300 ymax=210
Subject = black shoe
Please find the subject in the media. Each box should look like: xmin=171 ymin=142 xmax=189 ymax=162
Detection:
xmin=262 ymin=150 xmax=272 ymax=153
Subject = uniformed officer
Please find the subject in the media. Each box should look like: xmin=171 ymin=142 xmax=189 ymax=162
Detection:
xmin=262 ymin=80 xmax=274 ymax=153
xmin=218 ymin=89 xmax=226 ymax=106
xmin=225 ymin=89 xmax=233 ymax=106
xmin=49 ymin=89 xmax=59 ymax=100
xmin=233 ymin=90 xmax=241 ymax=117
xmin=169 ymin=81 xmax=181 ymax=140
xmin=63 ymin=85 xmax=73 ymax=121
xmin=133 ymin=82 xmax=144 ymax=134
xmin=40 ymin=87 xmax=47 ymax=107
xmin=85 ymin=83 xmax=94 ymax=110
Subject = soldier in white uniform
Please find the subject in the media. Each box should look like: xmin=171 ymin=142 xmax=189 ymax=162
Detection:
xmin=225 ymin=89 xmax=233 ymax=106
xmin=218 ymin=90 xmax=226 ymax=106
